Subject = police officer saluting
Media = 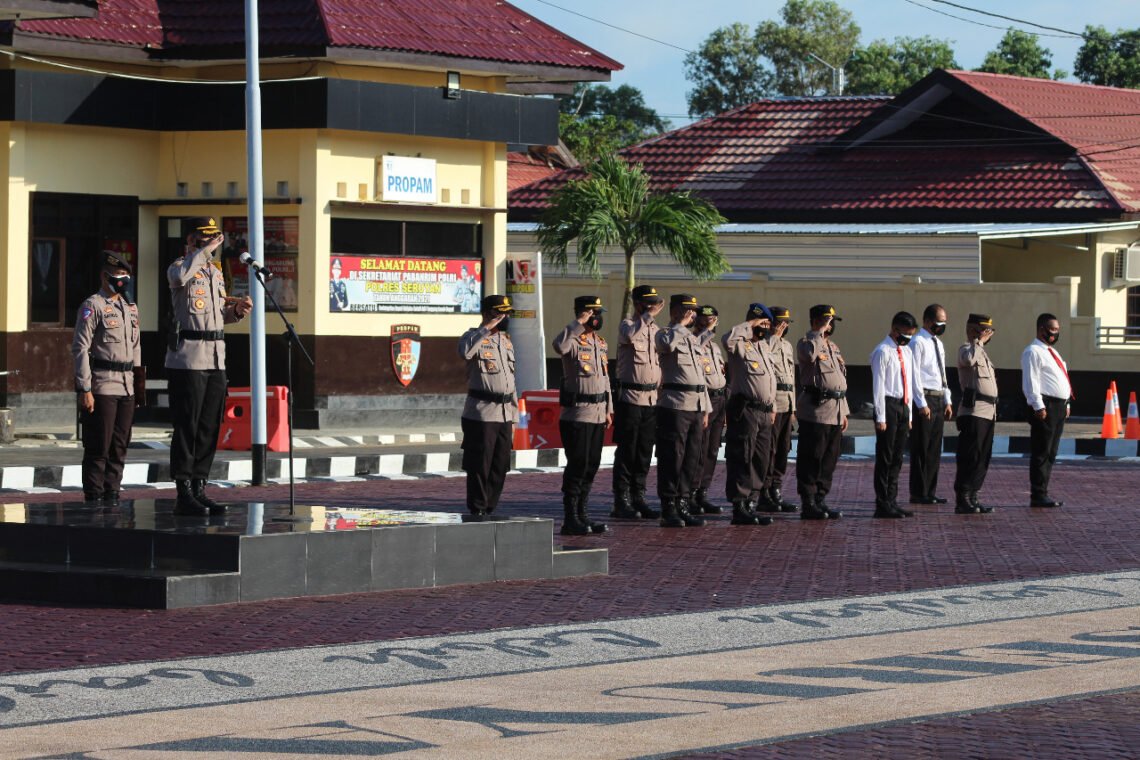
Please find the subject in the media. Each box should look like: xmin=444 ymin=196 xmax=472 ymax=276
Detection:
xmin=691 ymin=305 xmax=727 ymax=516
xmin=458 ymin=294 xmax=518 ymax=518
xmin=655 ymin=293 xmax=713 ymax=527
xmin=72 ymin=252 xmax=142 ymax=506
xmin=954 ymin=314 xmax=998 ymax=514
xmin=795 ymin=305 xmax=847 ymax=520
xmin=762 ymin=306 xmax=798 ymax=513
xmin=721 ymin=303 xmax=778 ymax=526
xmin=552 ymin=296 xmax=613 ymax=535
xmin=167 ymin=218 xmax=251 ymax=516
xmin=611 ymin=285 xmax=664 ymax=520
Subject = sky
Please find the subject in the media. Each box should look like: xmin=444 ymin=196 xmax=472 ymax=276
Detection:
xmin=509 ymin=0 xmax=1137 ymax=125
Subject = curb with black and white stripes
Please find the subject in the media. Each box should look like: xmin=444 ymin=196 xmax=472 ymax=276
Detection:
xmin=2 ymin=436 xmax=1139 ymax=494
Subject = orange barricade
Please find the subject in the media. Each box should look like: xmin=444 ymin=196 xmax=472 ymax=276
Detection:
xmin=521 ymin=389 xmax=615 ymax=449
xmin=218 ymin=386 xmax=290 ymax=452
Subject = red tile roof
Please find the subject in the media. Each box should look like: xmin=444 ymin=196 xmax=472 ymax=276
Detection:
xmin=511 ymin=71 xmax=1139 ymax=221
xmin=15 ymin=0 xmax=621 ymax=73
xmin=507 ymin=151 xmax=562 ymax=192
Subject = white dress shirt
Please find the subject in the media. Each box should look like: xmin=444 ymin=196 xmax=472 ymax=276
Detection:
xmin=1021 ymin=339 xmax=1072 ymax=411
xmin=871 ymin=336 xmax=926 ymax=423
xmin=909 ymin=328 xmax=952 ymax=407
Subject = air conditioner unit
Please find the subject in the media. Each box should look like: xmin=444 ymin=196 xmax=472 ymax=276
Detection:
xmin=1112 ymin=245 xmax=1140 ymax=285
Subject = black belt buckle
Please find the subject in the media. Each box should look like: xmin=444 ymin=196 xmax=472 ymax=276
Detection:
xmin=776 ymin=383 xmax=794 ymax=392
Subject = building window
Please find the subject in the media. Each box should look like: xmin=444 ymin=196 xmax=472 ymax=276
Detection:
xmin=1128 ymin=286 xmax=1140 ymax=338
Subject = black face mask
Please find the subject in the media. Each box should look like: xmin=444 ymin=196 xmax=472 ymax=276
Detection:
xmin=587 ymin=314 xmax=604 ymax=331
xmin=1044 ymin=330 xmax=1059 ymax=345
xmin=498 ymin=316 xmax=510 ymax=333
xmin=108 ymin=274 xmax=130 ymax=295
xmin=930 ymin=322 xmax=947 ymax=336
xmin=752 ymin=326 xmax=767 ymax=339
xmin=895 ymin=333 xmax=913 ymax=347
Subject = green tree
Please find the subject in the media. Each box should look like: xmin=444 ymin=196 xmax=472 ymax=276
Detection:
xmin=977 ymin=29 xmax=1066 ymax=80
xmin=1074 ymin=25 xmax=1140 ymax=88
xmin=847 ymin=36 xmax=958 ymax=95
xmin=558 ymin=84 xmax=670 ymax=161
xmin=755 ymin=0 xmax=861 ymax=96
xmin=683 ymin=22 xmax=774 ymax=118
xmin=536 ymin=154 xmax=729 ymax=318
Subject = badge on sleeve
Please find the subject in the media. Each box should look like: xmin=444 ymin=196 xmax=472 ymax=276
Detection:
xmin=81 ymin=306 xmax=93 ymax=321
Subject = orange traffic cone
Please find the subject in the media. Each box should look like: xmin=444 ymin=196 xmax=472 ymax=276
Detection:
xmin=1101 ymin=388 xmax=1119 ymax=439
xmin=1125 ymin=392 xmax=1140 ymax=440
xmin=1111 ymin=381 xmax=1124 ymax=436
xmin=513 ymin=397 xmax=531 ymax=450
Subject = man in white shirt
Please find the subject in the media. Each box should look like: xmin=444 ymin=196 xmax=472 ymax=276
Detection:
xmin=908 ymin=304 xmax=954 ymax=505
xmin=1020 ymin=313 xmax=1072 ymax=508
xmin=871 ymin=311 xmax=929 ymax=518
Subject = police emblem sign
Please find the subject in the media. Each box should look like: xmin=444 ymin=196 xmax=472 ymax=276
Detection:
xmin=390 ymin=324 xmax=422 ymax=387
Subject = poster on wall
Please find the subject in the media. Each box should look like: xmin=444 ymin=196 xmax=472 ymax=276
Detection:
xmin=329 ymin=255 xmax=482 ymax=314
xmin=222 ymin=217 xmax=299 ymax=311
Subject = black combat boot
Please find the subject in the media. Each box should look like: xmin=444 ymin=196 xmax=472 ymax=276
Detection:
xmin=83 ymin=491 xmax=103 ymax=506
xmin=102 ymin=490 xmax=121 ymax=507
xmin=577 ymin=490 xmax=608 ymax=534
xmin=874 ymin=500 xmax=905 ymax=518
xmin=192 ymin=479 xmax=227 ymax=514
xmin=769 ymin=485 xmax=798 ymax=512
xmin=955 ymin=492 xmax=980 ymax=514
xmin=754 ymin=488 xmax=779 ymax=512
xmin=632 ymin=489 xmax=660 ymax=519
xmin=693 ymin=488 xmax=722 ymax=515
xmin=969 ymin=492 xmax=994 ymax=513
xmin=730 ymin=499 xmax=760 ymax=526
xmin=174 ymin=480 xmax=209 ymax=516
xmin=815 ymin=493 xmax=842 ymax=520
xmin=676 ymin=495 xmax=705 ymax=527
xmin=659 ymin=499 xmax=685 ymax=528
xmin=610 ymin=490 xmax=639 ymax=519
xmin=800 ymin=495 xmax=828 ymax=520
xmin=560 ymin=494 xmax=590 ymax=536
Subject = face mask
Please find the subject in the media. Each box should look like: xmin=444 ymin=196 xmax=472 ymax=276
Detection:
xmin=752 ymin=326 xmax=767 ymax=339
xmin=587 ymin=314 xmax=604 ymax=331
xmin=498 ymin=317 xmax=510 ymax=333
xmin=895 ymin=333 xmax=912 ymax=347
xmin=108 ymin=274 xmax=130 ymax=295
xmin=931 ymin=322 xmax=946 ymax=336
xmin=824 ymin=322 xmax=835 ymax=336
xmin=1044 ymin=330 xmax=1059 ymax=345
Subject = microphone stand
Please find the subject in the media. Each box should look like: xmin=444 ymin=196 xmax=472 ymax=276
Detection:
xmin=247 ymin=265 xmax=314 ymax=522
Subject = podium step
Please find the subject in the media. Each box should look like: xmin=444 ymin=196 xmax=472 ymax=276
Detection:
xmin=0 ymin=560 xmax=239 ymax=609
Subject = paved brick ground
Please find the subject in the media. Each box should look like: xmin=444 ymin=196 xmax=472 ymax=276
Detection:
xmin=682 ymin=690 xmax=1140 ymax=759
xmin=1 ymin=458 xmax=1139 ymax=675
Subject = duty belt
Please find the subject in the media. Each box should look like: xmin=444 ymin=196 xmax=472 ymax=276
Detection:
xmin=468 ymin=389 xmax=517 ymax=404
xmin=804 ymin=387 xmax=847 ymax=401
xmin=181 ymin=330 xmax=225 ymax=341
xmin=735 ymin=397 xmax=774 ymax=412
xmin=617 ymin=381 xmax=658 ymax=392
xmin=91 ymin=358 xmax=134 ymax=372
xmin=663 ymin=383 xmax=706 ymax=393
xmin=707 ymin=387 xmax=727 ymax=399
xmin=776 ymin=383 xmax=795 ymax=392
xmin=969 ymin=391 xmax=998 ymax=404
xmin=560 ymin=389 xmax=608 ymax=406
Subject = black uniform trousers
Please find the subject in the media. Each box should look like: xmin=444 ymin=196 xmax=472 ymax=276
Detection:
xmin=655 ymin=408 xmax=705 ymax=502
xmin=81 ymin=394 xmax=135 ymax=497
xmin=796 ymin=419 xmax=843 ymax=502
xmin=612 ymin=401 xmax=656 ymax=496
xmin=765 ymin=410 xmax=794 ymax=490
xmin=559 ymin=419 xmax=605 ymax=499
xmin=696 ymin=393 xmax=727 ymax=490
xmin=460 ymin=416 xmax=513 ymax=514
xmin=909 ymin=392 xmax=946 ymax=500
xmin=954 ymin=414 xmax=995 ymax=496
xmin=168 ymin=368 xmax=227 ymax=482
xmin=724 ymin=399 xmax=773 ymax=502
xmin=1028 ymin=396 xmax=1068 ymax=501
xmin=874 ymin=397 xmax=910 ymax=507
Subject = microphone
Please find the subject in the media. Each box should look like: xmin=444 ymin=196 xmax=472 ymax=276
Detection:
xmin=239 ymin=251 xmax=274 ymax=279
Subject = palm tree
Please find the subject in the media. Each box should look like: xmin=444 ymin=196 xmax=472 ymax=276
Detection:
xmin=536 ymin=154 xmax=729 ymax=318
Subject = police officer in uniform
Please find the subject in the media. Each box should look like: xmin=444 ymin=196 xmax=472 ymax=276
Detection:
xmin=795 ymin=305 xmax=847 ymax=520
xmin=655 ymin=294 xmax=713 ymax=527
xmin=167 ymin=218 xmax=252 ymax=516
xmin=611 ymin=285 xmax=664 ymax=519
xmin=458 ymin=294 xmax=518 ymax=518
xmin=762 ymin=306 xmax=798 ymax=513
xmin=721 ymin=303 xmax=778 ymax=526
xmin=691 ymin=305 xmax=727 ymax=515
xmin=553 ymin=296 xmax=614 ymax=535
xmin=72 ymin=252 xmax=143 ymax=506
xmin=954 ymin=314 xmax=998 ymax=514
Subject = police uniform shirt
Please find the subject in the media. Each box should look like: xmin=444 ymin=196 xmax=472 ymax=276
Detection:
xmin=870 ymin=336 xmax=926 ymax=424
xmin=553 ymin=322 xmax=613 ymax=424
xmin=697 ymin=330 xmax=727 ymax=391
xmin=1020 ymin=339 xmax=1072 ymax=411
xmin=910 ymin=328 xmax=952 ymax=408
xmin=722 ymin=322 xmax=777 ymax=405
xmin=72 ymin=292 xmax=140 ymax=396
xmin=796 ymin=330 xmax=850 ymax=424
xmin=958 ymin=340 xmax=998 ymax=421
xmin=458 ymin=326 xmax=519 ymax=423
xmin=656 ymin=323 xmax=712 ymax=412
xmin=165 ymin=247 xmax=244 ymax=371
xmin=767 ymin=333 xmax=797 ymax=413
xmin=616 ymin=312 xmax=661 ymax=406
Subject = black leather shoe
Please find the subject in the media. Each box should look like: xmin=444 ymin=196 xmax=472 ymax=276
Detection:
xmin=874 ymin=507 xmax=905 ymax=518
xmin=800 ymin=503 xmax=829 ymax=520
xmin=677 ymin=498 xmax=705 ymax=527
xmin=83 ymin=492 xmax=103 ymax=506
xmin=174 ymin=480 xmax=209 ymax=516
xmin=102 ymin=490 xmax=121 ymax=507
xmin=577 ymin=494 xmax=608 ymax=534
xmin=730 ymin=500 xmax=760 ymax=526
xmin=1030 ymin=498 xmax=1064 ymax=508
xmin=659 ymin=499 xmax=685 ymax=528
xmin=930 ymin=496 xmax=948 ymax=504
xmin=891 ymin=502 xmax=915 ymax=517
xmin=192 ymin=479 xmax=227 ymax=514
xmin=910 ymin=495 xmax=935 ymax=504
xmin=769 ymin=487 xmax=798 ymax=512
xmin=610 ymin=491 xmax=638 ymax=519
xmin=632 ymin=491 xmax=660 ymax=519
xmin=816 ymin=499 xmax=842 ymax=519
xmin=955 ymin=504 xmax=980 ymax=514
xmin=976 ymin=505 xmax=994 ymax=513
